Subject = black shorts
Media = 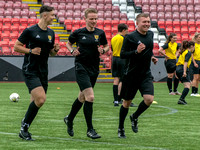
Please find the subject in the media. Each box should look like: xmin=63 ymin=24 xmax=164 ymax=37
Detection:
xmin=112 ymin=56 xmax=125 ymax=79
xmin=176 ymin=65 xmax=190 ymax=83
xmin=120 ymin=74 xmax=154 ymax=100
xmin=164 ymin=59 xmax=176 ymax=73
xmin=23 ymin=73 xmax=48 ymax=94
xmin=191 ymin=60 xmax=200 ymax=74
xmin=75 ymin=63 xmax=98 ymax=91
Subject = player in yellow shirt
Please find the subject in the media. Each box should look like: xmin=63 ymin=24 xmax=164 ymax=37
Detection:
xmin=111 ymin=23 xmax=128 ymax=106
xmin=176 ymin=41 xmax=195 ymax=104
xmin=191 ymin=33 xmax=200 ymax=97
xmin=159 ymin=33 xmax=181 ymax=95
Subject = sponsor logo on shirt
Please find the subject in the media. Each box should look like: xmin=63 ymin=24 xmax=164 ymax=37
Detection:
xmin=36 ymin=35 xmax=40 ymax=38
xmin=82 ymin=36 xmax=86 ymax=39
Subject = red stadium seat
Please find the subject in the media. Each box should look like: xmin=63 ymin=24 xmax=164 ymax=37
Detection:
xmin=194 ymin=5 xmax=200 ymax=13
xmin=172 ymin=0 xmax=179 ymax=5
xmin=149 ymin=0 xmax=157 ymax=5
xmin=188 ymin=21 xmax=196 ymax=28
xmin=104 ymin=12 xmax=112 ymax=20
xmin=173 ymin=21 xmax=180 ymax=28
xmin=80 ymin=20 xmax=86 ymax=27
xmin=142 ymin=0 xmax=149 ymax=5
xmin=97 ymin=4 xmax=104 ymax=11
xmin=13 ymin=3 xmax=21 ymax=9
xmin=96 ymin=20 xmax=104 ymax=29
xmin=57 ymin=47 xmax=67 ymax=56
xmin=180 ymin=21 xmax=188 ymax=28
xmin=157 ymin=0 xmax=164 ymax=5
xmin=104 ymin=4 xmax=112 ymax=11
xmin=2 ymin=25 xmax=10 ymax=34
xmin=172 ymin=12 xmax=180 ymax=21
xmin=2 ymin=47 xmax=11 ymax=55
xmin=10 ymin=33 xmax=18 ymax=40
xmin=142 ymin=5 xmax=150 ymax=12
xmin=19 ymin=25 xmax=27 ymax=33
xmin=186 ymin=0 xmax=194 ymax=5
xmin=189 ymin=26 xmax=196 ymax=35
xmin=194 ymin=0 xmax=200 ymax=5
xmin=172 ymin=5 xmax=179 ymax=12
xmin=187 ymin=5 xmax=194 ymax=12
xmin=11 ymin=26 xmax=19 ymax=34
xmin=158 ymin=21 xmax=165 ymax=28
xmin=181 ymin=27 xmax=189 ymax=34
xmin=127 ymin=20 xmax=135 ymax=28
xmin=158 ymin=12 xmax=165 ymax=21
xmin=164 ymin=5 xmax=172 ymax=12
xmin=72 ymin=20 xmax=80 ymax=28
xmin=98 ymin=11 xmax=104 ymax=20
xmin=157 ymin=5 xmax=164 ymax=12
xmin=188 ymin=12 xmax=195 ymax=21
xmin=20 ymin=18 xmax=28 ymax=26
xmin=112 ymin=12 xmax=120 ymax=20
xmin=179 ymin=0 xmax=186 ymax=5
xmin=3 ymin=18 xmax=11 ymax=26
xmin=150 ymin=12 xmax=157 ymax=21
xmin=165 ymin=12 xmax=172 ymax=21
xmin=180 ymin=12 xmax=188 ymax=21
xmin=11 ymin=18 xmax=20 ymax=26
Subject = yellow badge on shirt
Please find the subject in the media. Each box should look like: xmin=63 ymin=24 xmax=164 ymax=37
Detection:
xmin=94 ymin=35 xmax=99 ymax=40
xmin=48 ymin=35 xmax=52 ymax=41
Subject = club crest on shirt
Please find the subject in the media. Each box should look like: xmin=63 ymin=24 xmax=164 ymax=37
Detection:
xmin=94 ymin=35 xmax=99 ymax=42
xmin=48 ymin=35 xmax=52 ymax=43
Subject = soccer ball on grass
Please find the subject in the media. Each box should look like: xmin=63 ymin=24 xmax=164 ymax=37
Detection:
xmin=9 ymin=93 xmax=20 ymax=102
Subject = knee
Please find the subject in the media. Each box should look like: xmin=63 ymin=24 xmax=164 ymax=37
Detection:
xmin=36 ymin=96 xmax=46 ymax=107
xmin=122 ymin=100 xmax=132 ymax=108
xmin=144 ymin=98 xmax=153 ymax=106
xmin=86 ymin=95 xmax=94 ymax=102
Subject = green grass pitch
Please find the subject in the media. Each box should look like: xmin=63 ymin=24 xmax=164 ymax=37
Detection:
xmin=0 ymin=82 xmax=200 ymax=150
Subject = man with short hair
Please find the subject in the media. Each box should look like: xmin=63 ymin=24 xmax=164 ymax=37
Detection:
xmin=64 ymin=8 xmax=109 ymax=139
xmin=117 ymin=13 xmax=158 ymax=138
xmin=111 ymin=23 xmax=128 ymax=106
xmin=14 ymin=5 xmax=60 ymax=140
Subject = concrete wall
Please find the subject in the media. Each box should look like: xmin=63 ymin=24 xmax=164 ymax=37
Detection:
xmin=0 ymin=56 xmax=167 ymax=82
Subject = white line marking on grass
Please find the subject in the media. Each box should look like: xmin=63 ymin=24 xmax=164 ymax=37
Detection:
xmin=38 ymin=105 xmax=178 ymax=123
xmin=0 ymin=131 xmax=168 ymax=150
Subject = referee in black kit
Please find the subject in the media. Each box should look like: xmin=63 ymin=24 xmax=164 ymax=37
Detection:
xmin=14 ymin=5 xmax=60 ymax=140
xmin=117 ymin=13 xmax=158 ymax=138
xmin=64 ymin=8 xmax=109 ymax=139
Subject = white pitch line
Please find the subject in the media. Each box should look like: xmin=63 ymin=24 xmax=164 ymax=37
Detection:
xmin=0 ymin=131 xmax=168 ymax=150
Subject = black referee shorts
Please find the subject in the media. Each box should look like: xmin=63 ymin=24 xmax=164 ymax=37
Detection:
xmin=75 ymin=63 xmax=98 ymax=91
xmin=164 ymin=59 xmax=176 ymax=73
xmin=176 ymin=65 xmax=190 ymax=83
xmin=23 ymin=73 xmax=48 ymax=94
xmin=112 ymin=56 xmax=125 ymax=79
xmin=191 ymin=60 xmax=200 ymax=74
xmin=120 ymin=74 xmax=154 ymax=100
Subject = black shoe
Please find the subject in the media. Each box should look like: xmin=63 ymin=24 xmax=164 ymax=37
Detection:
xmin=19 ymin=121 xmax=34 ymax=141
xmin=178 ymin=99 xmax=187 ymax=105
xmin=118 ymin=128 xmax=126 ymax=138
xmin=114 ymin=102 xmax=119 ymax=106
xmin=87 ymin=129 xmax=101 ymax=139
xmin=64 ymin=115 xmax=74 ymax=137
xmin=130 ymin=115 xmax=138 ymax=133
xmin=19 ymin=130 xmax=34 ymax=141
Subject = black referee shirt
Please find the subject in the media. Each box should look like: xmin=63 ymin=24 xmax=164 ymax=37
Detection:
xmin=68 ymin=27 xmax=107 ymax=74
xmin=18 ymin=24 xmax=55 ymax=75
xmin=121 ymin=30 xmax=154 ymax=77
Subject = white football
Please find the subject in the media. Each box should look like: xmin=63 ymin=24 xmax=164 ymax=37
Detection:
xmin=9 ymin=93 xmax=20 ymax=102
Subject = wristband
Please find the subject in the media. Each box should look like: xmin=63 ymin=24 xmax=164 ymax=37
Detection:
xmin=29 ymin=49 xmax=32 ymax=54
xmin=102 ymin=49 xmax=105 ymax=54
xmin=54 ymin=49 xmax=59 ymax=52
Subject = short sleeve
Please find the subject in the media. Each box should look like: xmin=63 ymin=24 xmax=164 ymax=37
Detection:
xmin=185 ymin=51 xmax=191 ymax=62
xmin=68 ymin=30 xmax=78 ymax=44
xmin=18 ymin=28 xmax=30 ymax=44
xmin=99 ymin=31 xmax=108 ymax=45
xmin=161 ymin=43 xmax=168 ymax=49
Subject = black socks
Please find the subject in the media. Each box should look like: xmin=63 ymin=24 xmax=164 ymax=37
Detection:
xmin=180 ymin=88 xmax=189 ymax=100
xmin=113 ymin=85 xmax=118 ymax=102
xmin=132 ymin=100 xmax=149 ymax=119
xmin=174 ymin=78 xmax=179 ymax=92
xmin=167 ymin=78 xmax=173 ymax=93
xmin=68 ymin=98 xmax=83 ymax=122
xmin=119 ymin=105 xmax=129 ymax=129
xmin=83 ymin=101 xmax=93 ymax=131
xmin=24 ymin=101 xmax=39 ymax=126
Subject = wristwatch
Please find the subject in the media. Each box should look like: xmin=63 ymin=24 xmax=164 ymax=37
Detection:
xmin=29 ymin=49 xmax=32 ymax=54
xmin=135 ymin=50 xmax=138 ymax=54
xmin=70 ymin=49 xmax=75 ymax=54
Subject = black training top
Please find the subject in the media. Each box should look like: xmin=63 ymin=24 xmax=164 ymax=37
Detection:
xmin=68 ymin=27 xmax=107 ymax=74
xmin=18 ymin=24 xmax=55 ymax=75
xmin=120 ymin=30 xmax=154 ymax=77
